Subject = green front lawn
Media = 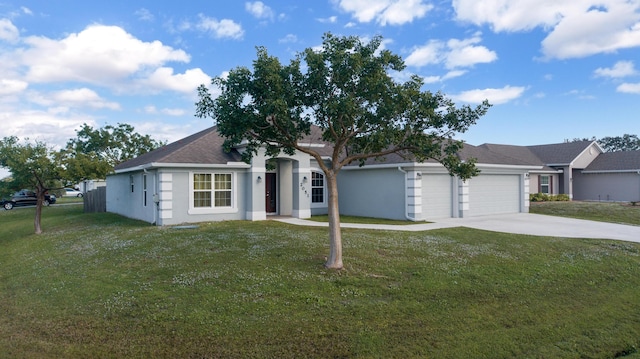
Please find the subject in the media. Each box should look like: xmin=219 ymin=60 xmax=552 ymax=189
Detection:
xmin=530 ymin=201 xmax=640 ymax=226
xmin=1 ymin=206 xmax=639 ymax=358
xmin=309 ymin=214 xmax=420 ymax=225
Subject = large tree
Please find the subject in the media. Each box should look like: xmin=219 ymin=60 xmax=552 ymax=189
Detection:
xmin=59 ymin=123 xmax=166 ymax=181
xmin=196 ymin=33 xmax=490 ymax=269
xmin=0 ymin=137 xmax=60 ymax=234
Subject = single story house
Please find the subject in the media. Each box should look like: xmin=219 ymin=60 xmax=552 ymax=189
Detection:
xmin=106 ymin=126 xmax=540 ymax=225
xmin=478 ymin=141 xmax=640 ymax=202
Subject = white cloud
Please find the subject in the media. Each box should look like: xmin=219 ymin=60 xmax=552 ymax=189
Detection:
xmin=318 ymin=16 xmax=338 ymax=23
xmin=245 ymin=1 xmax=275 ymax=20
xmin=135 ymin=8 xmax=154 ymax=22
xmin=452 ymin=85 xmax=526 ymax=104
xmin=617 ymin=82 xmax=640 ymax=94
xmin=405 ymin=34 xmax=497 ymax=69
xmin=0 ymin=108 xmax=95 ymax=147
xmin=0 ymin=19 xmax=19 ymax=43
xmin=452 ymin=0 xmax=640 ymax=60
xmin=541 ymin=3 xmax=640 ymax=59
xmin=336 ymin=0 xmax=433 ymax=25
xmin=279 ymin=34 xmax=298 ymax=43
xmin=141 ymin=67 xmax=211 ymax=94
xmin=594 ymin=61 xmax=637 ymax=78
xmin=197 ymin=14 xmax=244 ymax=39
xmin=445 ymin=35 xmax=498 ymax=69
xmin=0 ymin=79 xmax=28 ymax=95
xmin=52 ymin=88 xmax=121 ymax=110
xmin=405 ymin=40 xmax=443 ymax=67
xmin=22 ymin=25 xmax=190 ymax=85
xmin=143 ymin=105 xmax=186 ymax=116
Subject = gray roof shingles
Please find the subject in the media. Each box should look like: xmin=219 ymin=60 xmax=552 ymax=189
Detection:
xmin=114 ymin=126 xmax=242 ymax=171
xmin=527 ymin=140 xmax=594 ymax=164
xmin=115 ymin=125 xmax=334 ymax=171
xmin=584 ymin=151 xmax=640 ymax=172
xmin=117 ymin=126 xmax=636 ymax=173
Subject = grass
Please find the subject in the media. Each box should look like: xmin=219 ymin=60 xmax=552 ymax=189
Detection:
xmin=531 ymin=201 xmax=640 ymax=226
xmin=1 ymin=206 xmax=640 ymax=358
xmin=54 ymin=196 xmax=84 ymax=205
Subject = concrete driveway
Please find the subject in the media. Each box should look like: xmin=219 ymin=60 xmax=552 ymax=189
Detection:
xmin=274 ymin=213 xmax=640 ymax=244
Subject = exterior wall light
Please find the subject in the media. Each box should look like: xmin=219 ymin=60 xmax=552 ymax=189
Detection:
xmin=257 ymin=176 xmax=262 ymax=183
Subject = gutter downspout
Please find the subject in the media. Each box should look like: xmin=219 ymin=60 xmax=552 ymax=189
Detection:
xmin=398 ymin=166 xmax=418 ymax=222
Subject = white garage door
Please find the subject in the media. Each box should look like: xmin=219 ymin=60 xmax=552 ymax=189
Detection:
xmin=422 ymin=174 xmax=453 ymax=219
xmin=468 ymin=175 xmax=521 ymax=216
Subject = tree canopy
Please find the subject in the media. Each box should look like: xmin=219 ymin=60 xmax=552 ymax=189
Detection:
xmin=196 ymin=33 xmax=490 ymax=268
xmin=59 ymin=123 xmax=166 ymax=182
xmin=599 ymin=134 xmax=640 ymax=152
xmin=573 ymin=134 xmax=640 ymax=152
xmin=0 ymin=137 xmax=61 ymax=233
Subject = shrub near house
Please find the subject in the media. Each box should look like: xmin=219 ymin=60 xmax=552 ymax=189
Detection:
xmin=530 ymin=193 xmax=570 ymax=202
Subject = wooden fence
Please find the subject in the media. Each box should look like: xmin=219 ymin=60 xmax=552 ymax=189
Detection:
xmin=84 ymin=187 xmax=106 ymax=213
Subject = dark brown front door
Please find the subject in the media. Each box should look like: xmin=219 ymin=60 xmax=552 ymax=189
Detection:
xmin=265 ymin=173 xmax=277 ymax=213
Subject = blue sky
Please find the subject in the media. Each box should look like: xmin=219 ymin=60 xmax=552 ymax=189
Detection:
xmin=1 ymin=0 xmax=639 ymax=178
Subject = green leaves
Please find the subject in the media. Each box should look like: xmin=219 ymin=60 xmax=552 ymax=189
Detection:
xmin=60 ymin=123 xmax=165 ymax=182
xmin=0 ymin=136 xmax=60 ymax=196
xmin=196 ymin=32 xmax=490 ymax=178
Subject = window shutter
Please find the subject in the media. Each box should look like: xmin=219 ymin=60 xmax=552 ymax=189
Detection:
xmin=538 ymin=175 xmax=541 ymax=193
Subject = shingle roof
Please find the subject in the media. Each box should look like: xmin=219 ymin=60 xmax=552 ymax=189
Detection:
xmin=464 ymin=144 xmax=539 ymax=166
xmin=115 ymin=125 xmax=602 ymax=172
xmin=114 ymin=125 xmax=335 ymax=171
xmin=583 ymin=151 xmax=640 ymax=172
xmin=527 ymin=140 xmax=593 ymax=164
xmin=114 ymin=126 xmax=242 ymax=171
xmin=350 ymin=142 xmax=542 ymax=167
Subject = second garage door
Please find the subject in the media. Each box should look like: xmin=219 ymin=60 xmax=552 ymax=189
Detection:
xmin=468 ymin=175 xmax=521 ymax=216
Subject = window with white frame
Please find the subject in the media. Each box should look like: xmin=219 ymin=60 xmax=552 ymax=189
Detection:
xmin=311 ymin=171 xmax=325 ymax=204
xmin=192 ymin=173 xmax=233 ymax=209
xmin=540 ymin=175 xmax=550 ymax=194
xmin=130 ymin=174 xmax=135 ymax=193
xmin=143 ymin=174 xmax=148 ymax=206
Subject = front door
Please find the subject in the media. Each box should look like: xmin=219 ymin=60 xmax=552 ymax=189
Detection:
xmin=265 ymin=173 xmax=277 ymax=213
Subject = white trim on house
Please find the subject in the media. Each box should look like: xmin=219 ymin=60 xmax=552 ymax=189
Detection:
xmin=115 ymin=162 xmax=251 ymax=174
xmin=187 ymin=171 xmax=239 ymax=215
xmin=310 ymin=169 xmax=327 ymax=208
xmin=581 ymin=169 xmax=640 ymax=174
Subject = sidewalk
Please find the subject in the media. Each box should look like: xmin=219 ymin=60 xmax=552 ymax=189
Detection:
xmin=273 ymin=213 xmax=640 ymax=244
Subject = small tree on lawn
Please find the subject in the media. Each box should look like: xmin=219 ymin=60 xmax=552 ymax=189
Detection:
xmin=196 ymin=33 xmax=490 ymax=269
xmin=0 ymin=137 xmax=60 ymax=234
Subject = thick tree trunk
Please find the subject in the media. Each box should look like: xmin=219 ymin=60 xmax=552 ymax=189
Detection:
xmin=324 ymin=172 xmax=343 ymax=269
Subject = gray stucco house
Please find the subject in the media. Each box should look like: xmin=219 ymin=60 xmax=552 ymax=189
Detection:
xmin=106 ymin=126 xmax=539 ymax=225
xmin=478 ymin=141 xmax=640 ymax=202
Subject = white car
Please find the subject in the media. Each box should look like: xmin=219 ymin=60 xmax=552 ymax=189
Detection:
xmin=63 ymin=188 xmax=83 ymax=197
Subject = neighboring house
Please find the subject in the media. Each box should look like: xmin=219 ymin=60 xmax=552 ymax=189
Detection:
xmin=480 ymin=140 xmax=640 ymax=202
xmin=573 ymin=151 xmax=640 ymax=202
xmin=77 ymin=179 xmax=106 ymax=193
xmin=106 ymin=126 xmax=539 ymax=225
xmin=479 ymin=141 xmax=603 ymax=199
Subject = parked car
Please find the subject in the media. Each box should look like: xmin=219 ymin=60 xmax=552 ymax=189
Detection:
xmin=63 ymin=188 xmax=84 ymax=197
xmin=1 ymin=190 xmax=56 ymax=210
